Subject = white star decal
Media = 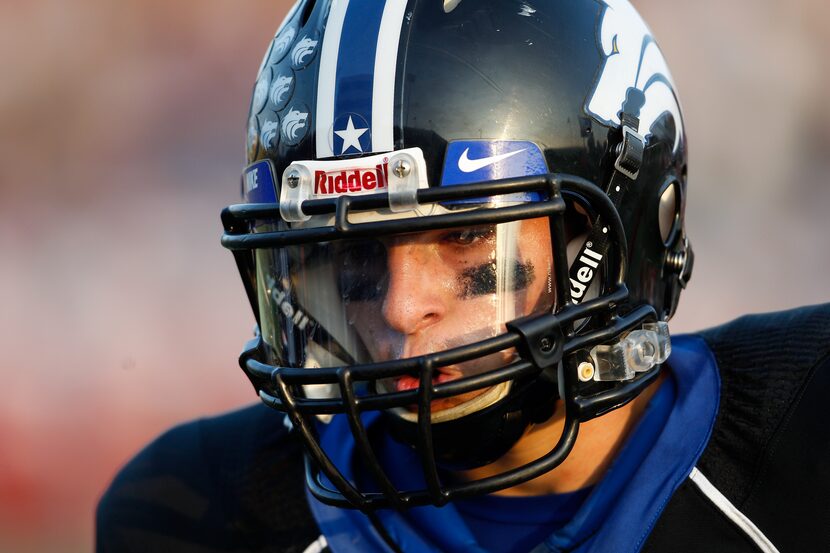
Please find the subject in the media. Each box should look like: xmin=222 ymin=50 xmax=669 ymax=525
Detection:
xmin=334 ymin=116 xmax=368 ymax=155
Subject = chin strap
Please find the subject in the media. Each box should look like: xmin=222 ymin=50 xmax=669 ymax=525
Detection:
xmin=568 ymin=113 xmax=644 ymax=304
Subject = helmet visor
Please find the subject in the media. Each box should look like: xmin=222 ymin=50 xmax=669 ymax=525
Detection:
xmin=256 ymin=215 xmax=555 ymax=409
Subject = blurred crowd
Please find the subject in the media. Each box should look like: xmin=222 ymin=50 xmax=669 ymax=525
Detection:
xmin=0 ymin=0 xmax=827 ymax=551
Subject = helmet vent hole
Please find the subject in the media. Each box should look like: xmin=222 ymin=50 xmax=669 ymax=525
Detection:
xmin=299 ymin=0 xmax=317 ymax=27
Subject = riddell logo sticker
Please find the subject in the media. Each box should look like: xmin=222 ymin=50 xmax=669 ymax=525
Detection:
xmin=314 ymin=159 xmax=389 ymax=196
xmin=570 ymin=246 xmax=603 ymax=302
xmin=267 ymin=277 xmax=311 ymax=331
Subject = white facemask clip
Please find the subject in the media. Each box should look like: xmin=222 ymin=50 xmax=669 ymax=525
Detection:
xmin=387 ymin=149 xmax=428 ymax=212
xmin=278 ymin=148 xmax=430 ymax=223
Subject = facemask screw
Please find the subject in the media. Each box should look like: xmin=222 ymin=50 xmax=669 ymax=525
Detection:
xmin=578 ymin=361 xmax=595 ymax=382
xmin=287 ymin=170 xmax=301 ymax=188
xmin=393 ymin=159 xmax=411 ymax=178
xmin=539 ymin=336 xmax=554 ymax=353
xmin=666 ymin=249 xmax=687 ymax=273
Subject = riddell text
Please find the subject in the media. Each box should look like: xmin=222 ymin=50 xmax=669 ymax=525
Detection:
xmin=314 ymin=162 xmax=389 ymax=195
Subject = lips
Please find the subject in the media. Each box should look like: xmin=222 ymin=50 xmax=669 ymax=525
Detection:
xmin=393 ymin=370 xmax=458 ymax=393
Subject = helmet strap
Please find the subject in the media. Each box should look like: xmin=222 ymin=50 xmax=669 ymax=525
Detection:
xmin=568 ymin=114 xmax=644 ymax=305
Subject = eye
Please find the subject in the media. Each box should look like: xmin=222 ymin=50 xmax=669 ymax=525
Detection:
xmin=442 ymin=226 xmax=494 ymax=246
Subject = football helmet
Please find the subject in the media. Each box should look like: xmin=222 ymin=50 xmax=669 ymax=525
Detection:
xmin=221 ymin=0 xmax=693 ymax=509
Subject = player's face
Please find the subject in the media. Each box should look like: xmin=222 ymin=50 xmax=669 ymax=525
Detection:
xmin=345 ymin=217 xmax=554 ymax=413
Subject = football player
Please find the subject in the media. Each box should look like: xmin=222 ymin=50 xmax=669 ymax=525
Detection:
xmin=97 ymin=1 xmax=830 ymax=552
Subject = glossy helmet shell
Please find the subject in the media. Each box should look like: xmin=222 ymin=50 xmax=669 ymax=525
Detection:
xmin=229 ymin=0 xmax=690 ymax=508
xmin=245 ymin=0 xmax=688 ymax=319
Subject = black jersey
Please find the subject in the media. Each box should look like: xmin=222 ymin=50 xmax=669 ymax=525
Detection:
xmin=97 ymin=304 xmax=830 ymax=552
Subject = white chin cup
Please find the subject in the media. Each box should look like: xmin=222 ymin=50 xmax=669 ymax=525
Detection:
xmin=388 ymin=380 xmax=513 ymax=424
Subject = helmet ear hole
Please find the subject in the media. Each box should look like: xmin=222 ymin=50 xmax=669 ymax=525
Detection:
xmin=658 ymin=181 xmax=680 ymax=246
xmin=563 ymin=195 xmax=594 ymax=243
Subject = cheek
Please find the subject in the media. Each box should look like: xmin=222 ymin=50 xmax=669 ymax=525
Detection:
xmin=447 ymin=294 xmax=501 ymax=326
xmin=523 ymin=254 xmax=553 ymax=311
xmin=518 ymin=221 xmax=555 ymax=310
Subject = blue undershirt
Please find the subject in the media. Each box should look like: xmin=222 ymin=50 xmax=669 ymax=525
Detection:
xmin=308 ymin=335 xmax=721 ymax=553
xmin=391 ymin=371 xmax=677 ymax=553
xmin=454 ymin=487 xmax=593 ymax=553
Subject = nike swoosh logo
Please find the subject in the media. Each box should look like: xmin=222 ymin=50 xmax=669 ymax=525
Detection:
xmin=457 ymin=147 xmax=527 ymax=173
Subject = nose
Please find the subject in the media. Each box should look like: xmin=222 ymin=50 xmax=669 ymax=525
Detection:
xmin=381 ymin=241 xmax=449 ymax=337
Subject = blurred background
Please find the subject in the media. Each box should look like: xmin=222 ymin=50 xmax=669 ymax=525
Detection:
xmin=0 ymin=0 xmax=827 ymax=551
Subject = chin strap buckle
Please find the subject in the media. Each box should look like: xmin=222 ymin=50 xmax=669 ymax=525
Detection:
xmin=614 ymin=122 xmax=645 ymax=181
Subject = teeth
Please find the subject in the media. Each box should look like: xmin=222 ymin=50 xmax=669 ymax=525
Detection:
xmin=395 ymin=372 xmax=456 ymax=392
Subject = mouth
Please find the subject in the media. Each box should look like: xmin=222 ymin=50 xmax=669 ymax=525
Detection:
xmin=393 ymin=370 xmax=459 ymax=393
xmin=374 ymin=353 xmax=518 ymax=422
xmin=384 ymin=377 xmax=514 ymax=424
xmin=382 ymin=366 xmax=484 ymax=418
